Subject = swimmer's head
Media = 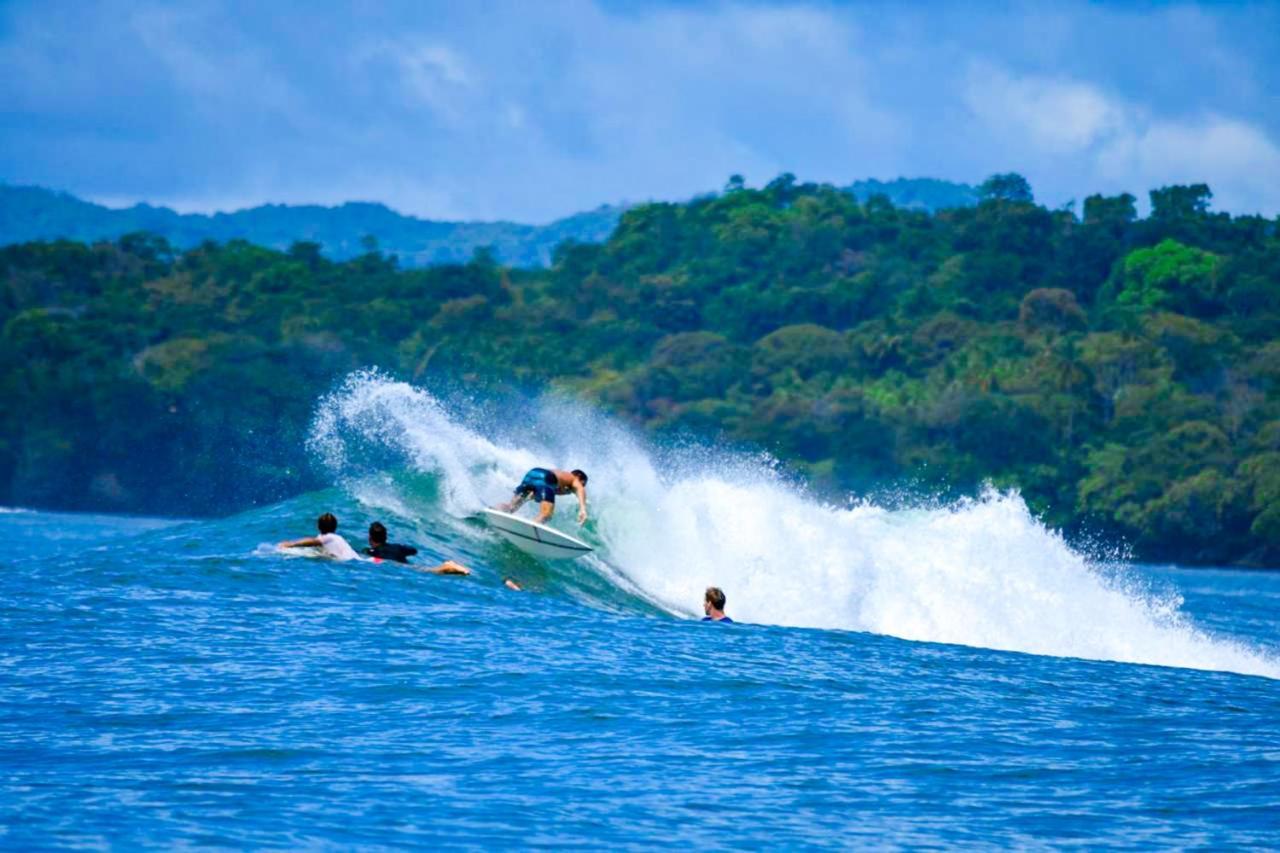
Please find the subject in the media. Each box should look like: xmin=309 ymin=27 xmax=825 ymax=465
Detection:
xmin=317 ymin=513 xmax=338 ymax=534
xmin=704 ymin=586 xmax=726 ymax=612
xmin=368 ymin=521 xmax=388 ymax=545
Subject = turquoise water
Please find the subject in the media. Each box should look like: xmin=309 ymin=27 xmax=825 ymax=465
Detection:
xmin=3 ymin=374 xmax=1279 ymax=846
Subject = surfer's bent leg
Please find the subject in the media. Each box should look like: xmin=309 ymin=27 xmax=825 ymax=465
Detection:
xmin=501 ymin=470 xmax=556 ymax=515
xmin=535 ymin=500 xmax=554 ymax=524
xmin=500 ymin=470 xmax=540 ymax=511
xmin=531 ymin=471 xmax=556 ymax=522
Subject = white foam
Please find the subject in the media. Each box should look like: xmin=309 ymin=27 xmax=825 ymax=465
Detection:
xmin=309 ymin=371 xmax=1280 ymax=679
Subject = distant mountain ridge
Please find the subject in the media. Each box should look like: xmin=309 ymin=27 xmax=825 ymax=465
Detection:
xmin=847 ymin=177 xmax=980 ymax=211
xmin=0 ymin=178 xmax=978 ymax=267
xmin=0 ymin=184 xmax=627 ymax=268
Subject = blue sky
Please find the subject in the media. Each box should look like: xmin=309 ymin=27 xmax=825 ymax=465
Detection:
xmin=2 ymin=0 xmax=1277 ymax=222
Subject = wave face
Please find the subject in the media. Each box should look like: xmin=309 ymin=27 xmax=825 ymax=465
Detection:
xmin=309 ymin=370 xmax=1279 ymax=678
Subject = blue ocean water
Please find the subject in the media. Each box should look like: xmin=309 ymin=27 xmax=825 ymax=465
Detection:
xmin=3 ymin=375 xmax=1279 ymax=847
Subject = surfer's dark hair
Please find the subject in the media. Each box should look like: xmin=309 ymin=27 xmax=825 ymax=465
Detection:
xmin=705 ymin=586 xmax=726 ymax=610
xmin=317 ymin=513 xmax=338 ymax=534
xmin=369 ymin=521 xmax=387 ymax=544
xmin=572 ymin=469 xmax=588 ymax=485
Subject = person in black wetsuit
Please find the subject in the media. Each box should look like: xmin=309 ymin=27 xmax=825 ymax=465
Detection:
xmin=365 ymin=522 xmax=471 ymax=575
xmin=365 ymin=522 xmax=416 ymax=563
xmin=497 ymin=467 xmax=589 ymax=525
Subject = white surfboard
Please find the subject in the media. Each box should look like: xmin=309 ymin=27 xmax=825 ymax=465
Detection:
xmin=481 ymin=508 xmax=593 ymax=560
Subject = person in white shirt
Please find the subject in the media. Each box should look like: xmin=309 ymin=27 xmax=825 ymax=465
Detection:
xmin=279 ymin=512 xmax=359 ymax=561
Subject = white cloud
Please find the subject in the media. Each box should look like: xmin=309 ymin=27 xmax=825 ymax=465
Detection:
xmin=349 ymin=39 xmax=476 ymax=124
xmin=398 ymin=44 xmax=471 ymax=99
xmin=1097 ymin=115 xmax=1280 ymax=214
xmin=963 ymin=61 xmax=1280 ymax=215
xmin=964 ymin=62 xmax=1123 ymax=154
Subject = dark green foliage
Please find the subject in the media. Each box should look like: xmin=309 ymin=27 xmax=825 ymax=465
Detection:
xmin=2 ymin=175 xmax=1278 ymax=564
xmin=979 ymin=173 xmax=1034 ymax=203
xmin=1151 ymin=184 xmax=1213 ymax=221
xmin=1019 ymin=289 xmax=1086 ymax=333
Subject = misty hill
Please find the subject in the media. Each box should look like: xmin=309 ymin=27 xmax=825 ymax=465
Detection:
xmin=847 ymin=177 xmax=979 ymax=211
xmin=0 ymin=179 xmax=978 ymax=267
xmin=0 ymin=184 xmax=625 ymax=268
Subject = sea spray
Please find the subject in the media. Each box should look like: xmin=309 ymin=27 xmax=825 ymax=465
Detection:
xmin=309 ymin=370 xmax=1279 ymax=678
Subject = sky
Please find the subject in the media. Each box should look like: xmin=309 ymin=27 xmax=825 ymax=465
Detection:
xmin=1 ymin=0 xmax=1278 ymax=223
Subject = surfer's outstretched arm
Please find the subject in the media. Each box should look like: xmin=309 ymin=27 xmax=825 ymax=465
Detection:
xmin=279 ymin=536 xmax=322 ymax=549
xmin=573 ymin=481 xmax=587 ymax=524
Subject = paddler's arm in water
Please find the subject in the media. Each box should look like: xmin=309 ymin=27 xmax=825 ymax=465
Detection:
xmin=279 ymin=536 xmax=322 ymax=548
xmin=424 ymin=560 xmax=472 ymax=576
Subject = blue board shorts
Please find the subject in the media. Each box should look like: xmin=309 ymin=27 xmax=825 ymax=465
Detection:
xmin=515 ymin=468 xmax=559 ymax=504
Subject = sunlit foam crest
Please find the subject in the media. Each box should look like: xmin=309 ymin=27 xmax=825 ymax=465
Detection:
xmin=309 ymin=370 xmax=1279 ymax=679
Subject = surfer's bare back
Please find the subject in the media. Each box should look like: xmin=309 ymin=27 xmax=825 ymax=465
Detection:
xmin=499 ymin=468 xmax=589 ymax=525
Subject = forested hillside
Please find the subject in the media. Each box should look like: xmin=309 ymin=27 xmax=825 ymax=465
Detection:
xmin=0 ymin=179 xmax=977 ymax=267
xmin=2 ymin=174 xmax=1277 ymax=564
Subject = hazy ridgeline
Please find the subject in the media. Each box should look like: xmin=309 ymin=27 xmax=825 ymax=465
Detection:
xmin=1 ymin=174 xmax=1277 ymax=565
xmin=0 ymin=178 xmax=975 ymax=267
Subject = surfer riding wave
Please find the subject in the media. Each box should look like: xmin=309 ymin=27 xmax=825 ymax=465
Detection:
xmin=499 ymin=467 xmax=589 ymax=525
